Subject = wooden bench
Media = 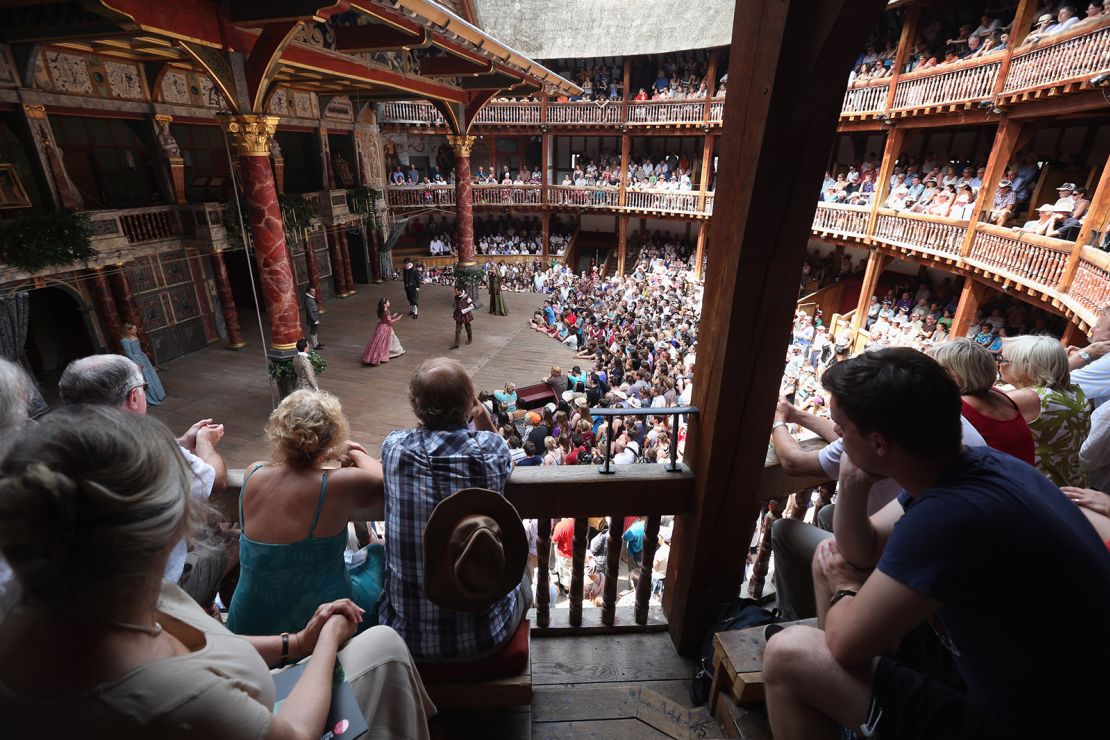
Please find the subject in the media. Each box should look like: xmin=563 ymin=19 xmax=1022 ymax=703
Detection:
xmin=515 ymin=382 xmax=557 ymax=410
xmin=708 ymin=618 xmax=819 ymax=724
xmin=415 ymin=619 xmax=533 ymax=710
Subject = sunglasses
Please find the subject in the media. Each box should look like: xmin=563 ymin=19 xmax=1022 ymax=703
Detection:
xmin=994 ymin=356 xmax=1010 ymax=366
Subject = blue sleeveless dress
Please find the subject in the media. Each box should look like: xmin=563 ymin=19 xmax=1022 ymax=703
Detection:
xmin=228 ymin=465 xmax=375 ymax=636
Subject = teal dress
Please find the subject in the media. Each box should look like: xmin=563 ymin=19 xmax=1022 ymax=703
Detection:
xmin=120 ymin=337 xmax=165 ymax=405
xmin=227 ymin=465 xmax=380 ymax=636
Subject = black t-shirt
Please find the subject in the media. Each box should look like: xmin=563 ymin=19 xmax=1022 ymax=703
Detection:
xmin=878 ymin=447 xmax=1110 ymax=738
xmin=526 ymin=424 xmax=550 ymax=451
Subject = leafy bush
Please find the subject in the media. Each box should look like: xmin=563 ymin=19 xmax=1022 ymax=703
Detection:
xmin=0 ymin=210 xmax=94 ymax=272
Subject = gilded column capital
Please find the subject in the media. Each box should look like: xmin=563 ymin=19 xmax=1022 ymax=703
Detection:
xmin=446 ymin=134 xmax=477 ymax=158
xmin=22 ymin=104 xmax=46 ymax=120
xmin=221 ymin=115 xmax=280 ymax=157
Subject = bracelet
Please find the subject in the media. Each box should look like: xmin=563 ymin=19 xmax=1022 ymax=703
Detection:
xmin=771 ymin=421 xmax=789 ymax=432
xmin=280 ymin=632 xmax=290 ymax=665
xmin=829 ymin=589 xmax=858 ymax=608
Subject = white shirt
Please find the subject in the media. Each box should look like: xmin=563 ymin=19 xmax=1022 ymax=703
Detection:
xmin=1073 ymin=353 xmax=1110 ymax=408
xmin=817 ymin=418 xmax=987 ymax=514
xmin=164 ymin=447 xmax=217 ymax=584
xmin=1081 ymin=402 xmax=1110 ymax=492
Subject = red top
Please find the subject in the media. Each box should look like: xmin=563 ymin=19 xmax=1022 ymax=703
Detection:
xmin=961 ymin=390 xmax=1035 ymax=466
xmin=552 ymin=517 xmax=576 ymax=558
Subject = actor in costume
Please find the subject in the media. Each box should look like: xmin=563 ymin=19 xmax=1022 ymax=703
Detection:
xmin=488 ymin=269 xmax=508 ymax=316
xmin=293 ymin=338 xmax=319 ymax=390
xmin=303 ymin=287 xmax=323 ymax=349
xmin=362 ymin=298 xmax=406 ymax=366
xmin=451 ymin=286 xmax=475 ymax=349
xmin=120 ymin=323 xmax=165 ymax=405
xmin=403 ymin=258 xmax=421 ymax=319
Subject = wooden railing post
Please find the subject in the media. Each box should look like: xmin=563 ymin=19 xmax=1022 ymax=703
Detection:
xmin=535 ymin=517 xmax=551 ymax=628
xmin=569 ymin=517 xmax=588 ymax=627
xmin=619 ymin=132 xmax=630 ymax=210
xmin=602 ymin=515 xmax=625 ymax=626
xmin=635 ymin=514 xmax=661 ymax=625
xmin=990 ymin=0 xmax=1039 ymax=100
xmin=867 ymin=126 xmax=906 ymax=237
xmin=705 ymin=49 xmax=719 ymax=122
xmin=698 ymin=132 xmax=714 ymax=213
xmin=884 ymin=4 xmax=919 ymax=113
xmin=960 ymin=118 xmax=1022 ymax=257
xmin=952 ymin=276 xmax=992 ymax=337
xmin=850 ymin=249 xmax=889 ymax=336
xmin=1060 ymin=152 xmax=1110 ymax=293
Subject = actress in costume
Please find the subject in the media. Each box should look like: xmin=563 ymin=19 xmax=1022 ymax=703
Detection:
xmin=488 ymin=268 xmax=508 ymax=316
xmin=361 ymin=298 xmax=405 ymax=366
xmin=120 ymin=323 xmax=166 ymax=405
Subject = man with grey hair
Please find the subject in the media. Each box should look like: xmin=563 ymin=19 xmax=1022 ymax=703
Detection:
xmin=378 ymin=357 xmax=531 ymax=660
xmin=58 ymin=354 xmax=233 ymax=609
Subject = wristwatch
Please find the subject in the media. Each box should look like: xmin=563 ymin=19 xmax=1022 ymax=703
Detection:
xmin=771 ymin=421 xmax=789 ymax=432
xmin=1079 ymin=350 xmax=1092 ymax=363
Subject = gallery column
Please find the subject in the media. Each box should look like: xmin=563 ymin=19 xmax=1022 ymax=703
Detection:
xmin=88 ymin=267 xmax=123 ymax=348
xmin=448 ymin=134 xmax=478 ymax=265
xmin=221 ymin=115 xmax=302 ymax=352
xmin=209 ymin=249 xmax=247 ymax=349
xmin=326 ymin=225 xmax=351 ymax=296
xmin=108 ymin=263 xmax=151 ymax=356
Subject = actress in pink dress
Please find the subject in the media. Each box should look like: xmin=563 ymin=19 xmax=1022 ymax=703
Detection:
xmin=361 ymin=298 xmax=406 ymax=366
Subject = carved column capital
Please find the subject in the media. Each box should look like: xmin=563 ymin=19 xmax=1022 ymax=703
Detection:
xmin=22 ymin=104 xmax=46 ymax=120
xmin=221 ymin=114 xmax=280 ymax=157
xmin=153 ymin=113 xmax=174 ymax=124
xmin=446 ymin=134 xmax=478 ymax=158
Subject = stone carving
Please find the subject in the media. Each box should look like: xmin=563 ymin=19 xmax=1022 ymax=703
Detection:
xmin=222 ymin=115 xmax=279 ymax=157
xmin=161 ymin=69 xmax=191 ymax=104
xmin=359 ymin=51 xmax=420 ymax=77
xmin=197 ymin=74 xmax=228 ymax=109
xmin=446 ymin=134 xmax=477 ymax=157
xmin=324 ymin=95 xmax=353 ymax=121
xmin=155 ymin=116 xmax=181 ymax=159
xmin=104 ymin=60 xmax=144 ymax=100
xmin=270 ymin=138 xmax=283 ymax=160
xmin=32 ymin=52 xmax=51 ymax=90
xmin=293 ymin=22 xmax=336 ymax=50
xmin=293 ymin=90 xmax=317 ymax=119
xmin=45 ymin=51 xmax=92 ymax=95
xmin=267 ymin=87 xmax=291 ymax=115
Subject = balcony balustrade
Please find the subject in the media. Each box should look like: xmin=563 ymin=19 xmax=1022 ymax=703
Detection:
xmin=118 ymin=206 xmax=183 ymax=244
xmin=546 ymin=185 xmax=621 ymax=209
xmin=1069 ymin=247 xmax=1110 ymax=315
xmin=377 ymin=101 xmax=445 ymax=126
xmin=624 ymin=189 xmax=701 ymax=215
xmin=890 ymin=58 xmax=1001 ymax=111
xmin=1003 ymin=22 xmax=1110 ymax=96
xmin=873 ymin=209 xmax=967 ymax=257
xmin=546 ymin=101 xmax=625 ymax=125
xmin=705 ymin=194 xmax=714 ymax=215
xmin=967 ymin=224 xmax=1072 ymax=291
xmin=473 ymin=102 xmax=541 ymax=125
xmin=385 ymin=185 xmax=456 ymax=208
xmin=625 ymin=100 xmax=710 ymax=125
xmin=840 ymin=81 xmax=890 ymax=116
xmin=473 ymin=184 xmax=543 ymax=206
xmin=812 ymin=202 xmax=871 ymax=240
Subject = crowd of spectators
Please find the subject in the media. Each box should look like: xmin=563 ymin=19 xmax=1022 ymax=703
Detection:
xmin=626 ymin=151 xmax=699 ymax=192
xmin=472 ymin=165 xmax=543 ymax=186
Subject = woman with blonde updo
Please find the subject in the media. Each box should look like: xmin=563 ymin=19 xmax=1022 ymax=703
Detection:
xmin=228 ymin=389 xmax=386 ymax=636
xmin=0 ymin=406 xmax=433 ymax=738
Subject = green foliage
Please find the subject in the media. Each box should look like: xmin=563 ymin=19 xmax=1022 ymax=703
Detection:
xmin=268 ymin=350 xmax=327 ymax=382
xmin=454 ymin=264 xmax=484 ymax=290
xmin=279 ymin=193 xmax=320 ymax=231
xmin=0 ymin=209 xmax=94 ymax=272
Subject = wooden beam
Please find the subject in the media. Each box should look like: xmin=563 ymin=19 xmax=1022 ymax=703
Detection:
xmin=421 ymin=56 xmax=494 ymax=76
xmin=244 ymin=20 xmax=301 ymax=112
xmin=961 ymin=118 xmax=1022 ymax=254
xmin=884 ymin=4 xmax=919 ymax=112
xmin=228 ymin=0 xmax=351 ymax=25
xmin=1060 ymin=152 xmax=1110 ymax=292
xmin=867 ymin=126 xmax=905 ymax=235
xmin=662 ymin=0 xmax=888 ymax=656
xmin=333 ymin=24 xmax=428 ymax=52
xmin=850 ymin=250 xmax=890 ymax=335
xmin=951 ymin=277 xmax=992 ymax=337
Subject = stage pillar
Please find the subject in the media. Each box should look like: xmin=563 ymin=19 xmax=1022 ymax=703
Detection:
xmin=210 ymin=249 xmax=247 ymax=349
xmin=88 ymin=267 xmax=123 ymax=348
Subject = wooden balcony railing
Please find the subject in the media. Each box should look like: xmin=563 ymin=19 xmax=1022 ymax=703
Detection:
xmin=709 ymin=100 xmax=725 ymax=121
xmin=890 ymin=58 xmax=1001 ymax=111
xmin=473 ymin=102 xmax=541 ymax=125
xmin=624 ymin=189 xmax=702 ymax=215
xmin=1069 ymin=246 xmax=1110 ymax=315
xmin=546 ymin=185 xmax=621 ymax=209
xmin=812 ymin=202 xmax=871 ymax=240
xmin=118 ymin=206 xmax=183 ymax=244
xmin=377 ymin=101 xmax=445 ymax=126
xmin=384 ymin=185 xmax=456 ymax=208
xmin=841 ymin=80 xmax=890 ymax=116
xmin=705 ymin=194 xmax=714 ymax=215
xmin=873 ymin=209 xmax=968 ymax=258
xmin=546 ymin=101 xmax=625 ymax=125
xmin=472 ymin=184 xmax=542 ymax=206
xmin=626 ymin=100 xmax=710 ymax=125
xmin=967 ymin=223 xmax=1072 ymax=290
xmin=1003 ymin=22 xmax=1110 ymax=96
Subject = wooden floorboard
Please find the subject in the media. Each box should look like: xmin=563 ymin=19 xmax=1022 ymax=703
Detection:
xmin=532 ymin=719 xmax=672 ymax=740
xmin=531 ymin=632 xmax=696 ymax=687
xmin=146 ymin=280 xmax=576 ymax=468
xmin=531 ymin=680 xmax=695 ymax=722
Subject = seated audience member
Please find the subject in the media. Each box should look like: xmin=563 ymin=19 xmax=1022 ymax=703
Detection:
xmin=0 ymin=406 xmax=434 ymax=738
xmin=378 ymin=358 xmax=531 ymax=660
xmin=544 ymin=366 xmax=570 ymax=396
xmin=762 ymin=348 xmax=1110 ymax=740
xmin=228 ymin=390 xmax=384 ymax=635
xmin=989 ymin=179 xmax=1017 ymax=225
xmin=929 ymin=339 xmax=1035 ymax=464
xmin=58 ymin=354 xmax=232 ymax=609
xmin=515 ymin=440 xmax=543 ymax=467
xmin=1000 ymin=335 xmax=1091 ymax=487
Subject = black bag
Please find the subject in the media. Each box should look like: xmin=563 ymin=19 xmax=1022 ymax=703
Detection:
xmin=689 ymin=597 xmax=780 ymax=706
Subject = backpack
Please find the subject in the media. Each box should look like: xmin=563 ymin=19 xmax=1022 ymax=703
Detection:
xmin=688 ymin=597 xmax=780 ymax=706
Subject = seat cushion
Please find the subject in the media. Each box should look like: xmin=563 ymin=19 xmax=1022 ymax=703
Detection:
xmin=416 ymin=619 xmax=529 ymax=684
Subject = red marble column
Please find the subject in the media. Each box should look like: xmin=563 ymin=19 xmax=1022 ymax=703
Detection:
xmin=326 ymin=226 xmax=351 ymax=297
xmin=302 ymin=233 xmax=325 ymax=313
xmin=223 ymin=115 xmax=301 ymax=351
xmin=88 ymin=267 xmax=123 ymax=348
xmin=108 ymin=263 xmax=152 ymax=357
xmin=448 ymin=134 xmax=477 ymax=266
xmin=185 ymin=247 xmax=220 ymax=343
xmin=338 ymin=225 xmax=356 ymax=293
xmin=210 ymin=249 xmax=246 ymax=349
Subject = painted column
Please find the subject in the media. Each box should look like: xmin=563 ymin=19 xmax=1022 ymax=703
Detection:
xmin=448 ymin=134 xmax=478 ymax=265
xmin=209 ymin=249 xmax=247 ymax=349
xmin=338 ymin=224 xmax=357 ymax=292
xmin=184 ymin=247 xmax=219 ymax=343
xmin=108 ymin=263 xmax=152 ymax=357
xmin=88 ymin=267 xmax=123 ymax=348
xmin=302 ymin=231 xmax=326 ymax=310
xmin=851 ymin=250 xmax=890 ymax=336
xmin=952 ymin=278 xmax=991 ymax=339
xmin=221 ymin=115 xmax=302 ymax=352
xmin=326 ymin=225 xmax=350 ymax=296
xmin=694 ymin=223 xmax=707 ymax=281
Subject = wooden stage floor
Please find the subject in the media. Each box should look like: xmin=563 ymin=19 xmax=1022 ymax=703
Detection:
xmin=149 ymin=280 xmax=577 ymax=469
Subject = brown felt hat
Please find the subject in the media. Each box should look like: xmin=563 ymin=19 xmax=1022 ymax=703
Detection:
xmin=423 ymin=488 xmax=528 ymax=613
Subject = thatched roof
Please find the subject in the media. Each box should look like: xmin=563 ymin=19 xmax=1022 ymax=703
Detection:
xmin=470 ymin=0 xmax=734 ymax=58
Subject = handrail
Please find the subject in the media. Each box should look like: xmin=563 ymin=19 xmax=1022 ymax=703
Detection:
xmin=890 ymin=57 xmax=1000 ymax=110
xmin=1003 ymin=21 xmax=1110 ymax=95
xmin=591 ymin=405 xmax=698 ymax=475
xmin=873 ymin=208 xmax=968 ymax=258
xmin=812 ymin=202 xmax=871 ymax=239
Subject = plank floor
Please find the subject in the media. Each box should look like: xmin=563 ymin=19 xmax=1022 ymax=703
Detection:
xmin=147 ymin=279 xmax=577 ymax=468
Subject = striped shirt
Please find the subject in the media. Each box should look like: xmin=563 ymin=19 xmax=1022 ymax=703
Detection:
xmin=378 ymin=426 xmax=523 ymax=659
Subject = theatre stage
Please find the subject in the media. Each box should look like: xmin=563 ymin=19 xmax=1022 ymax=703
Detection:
xmin=149 ymin=280 xmax=577 ymax=469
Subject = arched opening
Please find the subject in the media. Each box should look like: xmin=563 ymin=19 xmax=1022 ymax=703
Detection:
xmin=25 ymin=285 xmax=95 ymax=392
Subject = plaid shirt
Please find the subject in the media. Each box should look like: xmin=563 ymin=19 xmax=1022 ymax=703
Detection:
xmin=378 ymin=426 xmax=522 ymax=659
xmin=993 ymin=190 xmax=1016 ymax=210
